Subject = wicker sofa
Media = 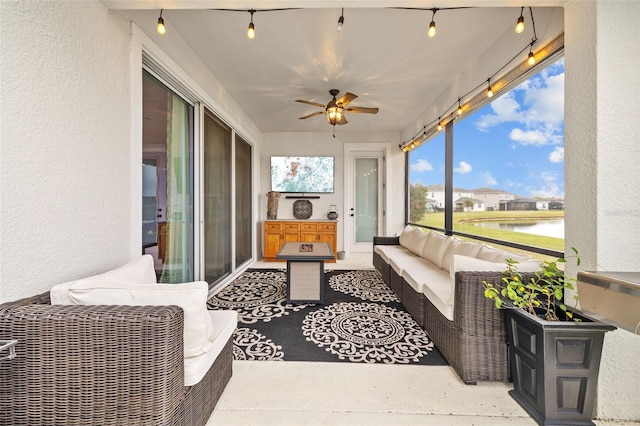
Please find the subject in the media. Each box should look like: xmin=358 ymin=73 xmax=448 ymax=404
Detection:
xmin=373 ymin=226 xmax=540 ymax=384
xmin=0 ymin=256 xmax=236 ymax=426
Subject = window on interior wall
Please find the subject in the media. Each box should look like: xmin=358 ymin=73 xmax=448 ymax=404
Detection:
xmin=452 ymin=57 xmax=565 ymax=254
xmin=407 ymin=132 xmax=446 ymax=231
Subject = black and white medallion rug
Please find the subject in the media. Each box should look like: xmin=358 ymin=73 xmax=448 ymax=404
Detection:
xmin=207 ymin=269 xmax=447 ymax=365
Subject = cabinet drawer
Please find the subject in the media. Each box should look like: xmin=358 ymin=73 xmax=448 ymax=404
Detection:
xmin=319 ymin=223 xmax=336 ymax=231
xmin=300 ymin=223 xmax=318 ymax=231
xmin=265 ymin=222 xmax=282 ymax=231
xmin=283 ymin=223 xmax=300 ymax=231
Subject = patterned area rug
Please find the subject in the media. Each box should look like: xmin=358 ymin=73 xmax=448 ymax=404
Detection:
xmin=207 ymin=269 xmax=447 ymax=365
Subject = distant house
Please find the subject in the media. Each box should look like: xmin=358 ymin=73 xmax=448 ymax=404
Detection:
xmin=501 ymin=199 xmax=538 ymax=211
xmin=455 ymin=197 xmax=485 ymax=212
xmin=425 ymin=197 xmax=439 ymax=212
xmin=472 ymin=188 xmax=516 ymax=211
xmin=426 ymin=185 xmax=475 ymax=210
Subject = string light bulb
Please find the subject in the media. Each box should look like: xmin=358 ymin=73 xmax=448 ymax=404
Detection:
xmin=527 ymin=40 xmax=536 ymax=66
xmin=157 ymin=10 xmax=166 ymax=35
xmin=427 ymin=9 xmax=437 ymax=38
xmin=486 ymin=79 xmax=494 ymax=98
xmin=247 ymin=10 xmax=256 ymax=40
xmin=437 ymin=117 xmax=442 ymax=131
xmin=457 ymin=98 xmax=463 ymax=116
xmin=515 ymin=7 xmax=525 ymax=33
xmin=337 ymin=8 xmax=344 ymax=32
xmin=527 ymin=51 xmax=536 ymax=66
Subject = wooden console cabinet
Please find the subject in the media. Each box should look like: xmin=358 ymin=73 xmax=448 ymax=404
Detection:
xmin=264 ymin=220 xmax=337 ymax=262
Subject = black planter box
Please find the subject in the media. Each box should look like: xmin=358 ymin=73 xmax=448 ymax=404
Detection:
xmin=506 ymin=308 xmax=615 ymax=426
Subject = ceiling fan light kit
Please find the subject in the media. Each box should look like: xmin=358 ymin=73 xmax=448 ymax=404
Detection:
xmin=296 ymin=89 xmax=378 ymax=129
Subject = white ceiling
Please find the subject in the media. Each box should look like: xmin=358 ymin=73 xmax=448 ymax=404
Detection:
xmin=109 ymin=2 xmax=563 ymax=135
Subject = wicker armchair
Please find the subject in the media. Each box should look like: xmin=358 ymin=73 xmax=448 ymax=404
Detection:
xmin=0 ymin=292 xmax=232 ymax=426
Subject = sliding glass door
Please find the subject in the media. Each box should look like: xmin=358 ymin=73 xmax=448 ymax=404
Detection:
xmin=203 ymin=109 xmax=232 ymax=283
xmin=142 ymin=71 xmax=194 ymax=283
xmin=235 ymin=135 xmax=252 ymax=267
xmin=142 ymin=67 xmax=253 ymax=286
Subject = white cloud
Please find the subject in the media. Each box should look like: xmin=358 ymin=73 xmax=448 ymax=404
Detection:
xmin=525 ymin=171 xmax=564 ymax=198
xmin=509 ymin=128 xmax=553 ymax=146
xmin=474 ymin=92 xmax=522 ymax=131
xmin=473 ymin=63 xmax=564 ymax=148
xmin=482 ymin=172 xmax=497 ymax=186
xmin=528 ymin=183 xmax=563 ymax=198
xmin=454 ymin=161 xmax=472 ymax=174
xmin=549 ymin=147 xmax=564 ymax=163
xmin=410 ymin=159 xmax=433 ymax=172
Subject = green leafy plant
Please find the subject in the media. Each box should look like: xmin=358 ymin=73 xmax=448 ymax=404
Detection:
xmin=483 ymin=248 xmax=581 ymax=322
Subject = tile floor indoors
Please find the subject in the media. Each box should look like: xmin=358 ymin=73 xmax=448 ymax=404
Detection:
xmin=206 ymin=255 xmax=635 ymax=426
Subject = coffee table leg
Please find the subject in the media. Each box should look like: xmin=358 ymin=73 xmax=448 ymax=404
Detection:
xmin=286 ymin=260 xmax=324 ymax=304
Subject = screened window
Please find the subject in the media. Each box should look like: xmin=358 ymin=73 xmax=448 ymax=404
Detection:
xmin=406 ymin=57 xmax=565 ymax=257
xmin=407 ymin=132 xmax=446 ymax=231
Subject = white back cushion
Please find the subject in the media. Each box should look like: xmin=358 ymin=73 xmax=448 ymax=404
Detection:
xmin=50 ymin=255 xmax=157 ymax=305
xmin=477 ymin=245 xmax=531 ymax=263
xmin=408 ymin=229 xmax=431 ymax=256
xmin=441 ymin=239 xmax=483 ymax=272
xmin=422 ymin=232 xmax=452 ymax=269
xmin=51 ymin=280 xmax=215 ymax=358
xmin=398 ymin=226 xmax=416 ymax=249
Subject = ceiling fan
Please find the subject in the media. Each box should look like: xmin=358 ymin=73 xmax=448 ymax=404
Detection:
xmin=296 ymin=89 xmax=379 ymax=126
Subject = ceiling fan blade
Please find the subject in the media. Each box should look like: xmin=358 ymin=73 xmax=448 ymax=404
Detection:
xmin=336 ymin=92 xmax=357 ymax=106
xmin=299 ymin=111 xmax=325 ymax=120
xmin=295 ymin=99 xmax=326 ymax=108
xmin=337 ymin=114 xmax=348 ymax=125
xmin=345 ymin=106 xmax=379 ymax=114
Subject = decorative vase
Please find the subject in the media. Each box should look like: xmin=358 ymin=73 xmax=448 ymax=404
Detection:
xmin=327 ymin=204 xmax=338 ymax=220
xmin=266 ymin=191 xmax=280 ymax=219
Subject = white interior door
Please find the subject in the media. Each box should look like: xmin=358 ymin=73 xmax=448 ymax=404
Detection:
xmin=346 ymin=150 xmax=384 ymax=253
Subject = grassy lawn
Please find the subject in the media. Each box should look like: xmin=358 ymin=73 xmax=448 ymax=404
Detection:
xmin=414 ymin=210 xmax=565 ymax=259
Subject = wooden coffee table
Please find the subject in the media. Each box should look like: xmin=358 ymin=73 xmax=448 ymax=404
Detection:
xmin=276 ymin=242 xmax=334 ymax=303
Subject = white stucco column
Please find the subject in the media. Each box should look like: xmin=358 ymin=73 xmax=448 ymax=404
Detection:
xmin=565 ymin=0 xmax=640 ymax=420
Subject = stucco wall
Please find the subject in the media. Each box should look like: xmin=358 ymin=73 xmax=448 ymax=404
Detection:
xmin=564 ymin=0 xmax=640 ymax=420
xmin=0 ymin=1 xmax=133 ymax=302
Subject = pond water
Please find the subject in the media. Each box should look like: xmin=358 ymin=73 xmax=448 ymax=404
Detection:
xmin=474 ymin=219 xmax=565 ymax=239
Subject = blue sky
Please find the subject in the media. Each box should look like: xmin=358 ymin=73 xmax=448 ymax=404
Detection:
xmin=410 ymin=58 xmax=565 ymax=199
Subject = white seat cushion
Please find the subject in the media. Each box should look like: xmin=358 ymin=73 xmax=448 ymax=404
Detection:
xmin=51 ymin=280 xmax=215 ymax=358
xmin=184 ymin=310 xmax=237 ymax=386
xmin=388 ymin=251 xmax=432 ymax=276
xmin=401 ymin=264 xmax=453 ymax=321
xmin=374 ymin=244 xmax=411 ymax=263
